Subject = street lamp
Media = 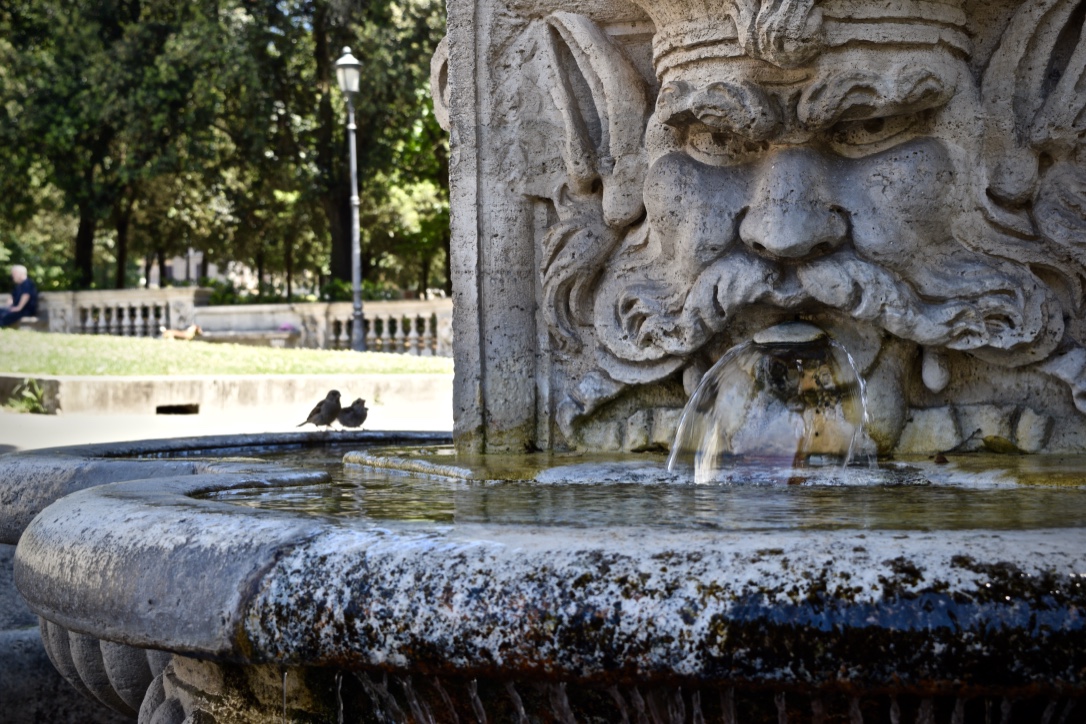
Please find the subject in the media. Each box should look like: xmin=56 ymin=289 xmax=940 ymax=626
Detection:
xmin=336 ymin=46 xmax=366 ymax=351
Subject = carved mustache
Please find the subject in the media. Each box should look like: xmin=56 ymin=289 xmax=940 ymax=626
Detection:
xmin=612 ymin=249 xmax=1056 ymax=364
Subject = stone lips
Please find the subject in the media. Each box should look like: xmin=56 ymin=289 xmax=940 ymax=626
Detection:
xmin=15 ymin=468 xmax=1086 ymax=693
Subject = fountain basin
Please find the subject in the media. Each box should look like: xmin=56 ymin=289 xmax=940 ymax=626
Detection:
xmin=11 ymin=443 xmax=1086 ymax=720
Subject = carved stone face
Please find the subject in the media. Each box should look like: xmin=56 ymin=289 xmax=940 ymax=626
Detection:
xmin=594 ymin=46 xmax=1061 ymax=388
xmin=434 ymin=1 xmax=1086 ymax=453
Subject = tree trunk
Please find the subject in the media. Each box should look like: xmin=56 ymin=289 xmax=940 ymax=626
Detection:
xmin=113 ymin=196 xmax=134 ymax=289
xmin=74 ymin=205 xmax=97 ymax=290
xmin=420 ymin=254 xmax=431 ymax=300
xmin=326 ymin=191 xmax=353 ymax=281
xmin=144 ymin=256 xmax=153 ymax=288
xmin=312 ymin=1 xmax=354 ymax=283
xmin=157 ymin=249 xmax=168 ymax=287
xmin=256 ymin=250 xmax=265 ymax=298
xmin=286 ymin=237 xmax=294 ymax=300
xmin=114 ymin=222 xmax=128 ymax=289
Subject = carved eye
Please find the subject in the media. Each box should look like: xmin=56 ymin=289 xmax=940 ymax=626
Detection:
xmin=685 ymin=127 xmax=768 ymax=167
xmin=827 ymin=113 xmax=923 ymax=157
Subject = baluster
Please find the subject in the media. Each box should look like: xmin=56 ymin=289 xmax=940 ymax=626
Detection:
xmin=406 ymin=315 xmax=421 ymax=356
xmin=917 ymin=698 xmax=935 ymax=724
xmin=418 ymin=314 xmax=431 ymax=356
xmin=849 ymin=697 xmax=863 ymax=724
xmin=394 ymin=315 xmax=408 ymax=354
xmin=92 ymin=307 xmax=101 ymax=334
xmin=78 ymin=307 xmax=88 ymax=334
xmin=365 ymin=316 xmax=377 ymax=351
xmin=720 ymin=688 xmax=736 ymax=724
xmin=351 ymin=317 xmax=364 ymax=349
xmin=118 ymin=306 xmax=130 ymax=336
xmin=380 ymin=315 xmax=394 ymax=353
xmin=425 ymin=313 xmax=437 ymax=356
xmin=108 ymin=306 xmax=119 ymax=335
xmin=365 ymin=316 xmax=377 ymax=352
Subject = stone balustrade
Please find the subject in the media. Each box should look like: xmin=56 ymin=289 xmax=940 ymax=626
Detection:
xmin=34 ymin=289 xmax=453 ymax=356
xmin=38 ymin=288 xmax=211 ymax=337
xmin=322 ymin=300 xmax=454 ymax=356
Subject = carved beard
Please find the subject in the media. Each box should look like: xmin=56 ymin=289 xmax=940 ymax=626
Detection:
xmin=592 ymin=220 xmax=1063 ymax=384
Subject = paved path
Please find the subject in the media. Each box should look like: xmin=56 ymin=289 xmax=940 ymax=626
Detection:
xmin=0 ymin=397 xmax=453 ymax=454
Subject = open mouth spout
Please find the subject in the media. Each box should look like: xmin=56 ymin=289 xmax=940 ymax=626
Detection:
xmin=669 ymin=320 xmax=872 ymax=479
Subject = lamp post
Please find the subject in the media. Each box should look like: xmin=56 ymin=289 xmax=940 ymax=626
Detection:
xmin=336 ymin=46 xmax=366 ymax=351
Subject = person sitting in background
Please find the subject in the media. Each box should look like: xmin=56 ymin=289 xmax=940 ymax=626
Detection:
xmin=0 ymin=265 xmax=38 ymax=328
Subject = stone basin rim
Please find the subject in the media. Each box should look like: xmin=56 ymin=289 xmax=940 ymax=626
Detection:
xmin=0 ymin=429 xmax=452 ymax=545
xmin=14 ymin=459 xmax=1086 ymax=693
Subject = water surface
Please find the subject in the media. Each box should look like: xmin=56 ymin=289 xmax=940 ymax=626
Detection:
xmin=198 ymin=447 xmax=1086 ymax=532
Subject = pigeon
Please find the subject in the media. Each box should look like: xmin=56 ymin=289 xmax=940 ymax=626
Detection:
xmin=298 ymin=390 xmax=341 ymax=428
xmin=337 ymin=398 xmax=369 ymax=429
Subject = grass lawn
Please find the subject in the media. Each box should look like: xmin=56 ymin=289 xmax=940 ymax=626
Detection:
xmin=0 ymin=330 xmax=454 ymax=376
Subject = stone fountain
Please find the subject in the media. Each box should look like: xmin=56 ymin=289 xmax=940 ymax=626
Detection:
xmin=7 ymin=0 xmax=1086 ymax=721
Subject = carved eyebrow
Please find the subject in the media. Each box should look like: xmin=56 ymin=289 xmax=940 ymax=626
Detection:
xmin=797 ymin=66 xmax=956 ymax=128
xmin=656 ymin=79 xmax=779 ymax=140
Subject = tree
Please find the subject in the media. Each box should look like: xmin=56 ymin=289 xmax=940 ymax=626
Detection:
xmin=0 ymin=0 xmax=229 ymax=288
xmin=0 ymin=0 xmax=450 ymax=295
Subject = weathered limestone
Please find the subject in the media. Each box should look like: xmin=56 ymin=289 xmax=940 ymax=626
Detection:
xmin=436 ymin=0 xmax=1086 ymax=455
xmin=12 ymin=456 xmax=1086 ymax=720
xmin=0 ymin=432 xmax=450 ymax=723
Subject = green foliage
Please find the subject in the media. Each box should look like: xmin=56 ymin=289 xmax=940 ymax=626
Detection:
xmin=204 ymin=278 xmax=242 ymax=305
xmin=0 ymin=0 xmax=449 ymax=295
xmin=320 ymin=278 xmax=353 ymax=302
xmin=4 ymin=378 xmax=47 ymax=414
xmin=320 ymin=278 xmax=405 ymax=302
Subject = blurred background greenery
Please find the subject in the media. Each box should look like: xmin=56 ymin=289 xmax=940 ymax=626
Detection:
xmin=0 ymin=0 xmax=449 ymax=301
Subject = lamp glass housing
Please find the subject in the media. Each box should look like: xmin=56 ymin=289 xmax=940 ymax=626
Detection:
xmin=336 ymin=47 xmax=362 ymax=96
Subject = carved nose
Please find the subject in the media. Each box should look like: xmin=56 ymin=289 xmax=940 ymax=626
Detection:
xmin=739 ymin=149 xmax=848 ymax=260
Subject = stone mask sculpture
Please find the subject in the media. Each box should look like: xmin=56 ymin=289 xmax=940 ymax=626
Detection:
xmin=436 ymin=0 xmax=1086 ymax=455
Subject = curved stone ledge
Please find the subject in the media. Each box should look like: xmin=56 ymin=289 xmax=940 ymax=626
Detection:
xmin=0 ymin=429 xmax=452 ymax=545
xmin=14 ymin=464 xmax=1086 ymax=695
